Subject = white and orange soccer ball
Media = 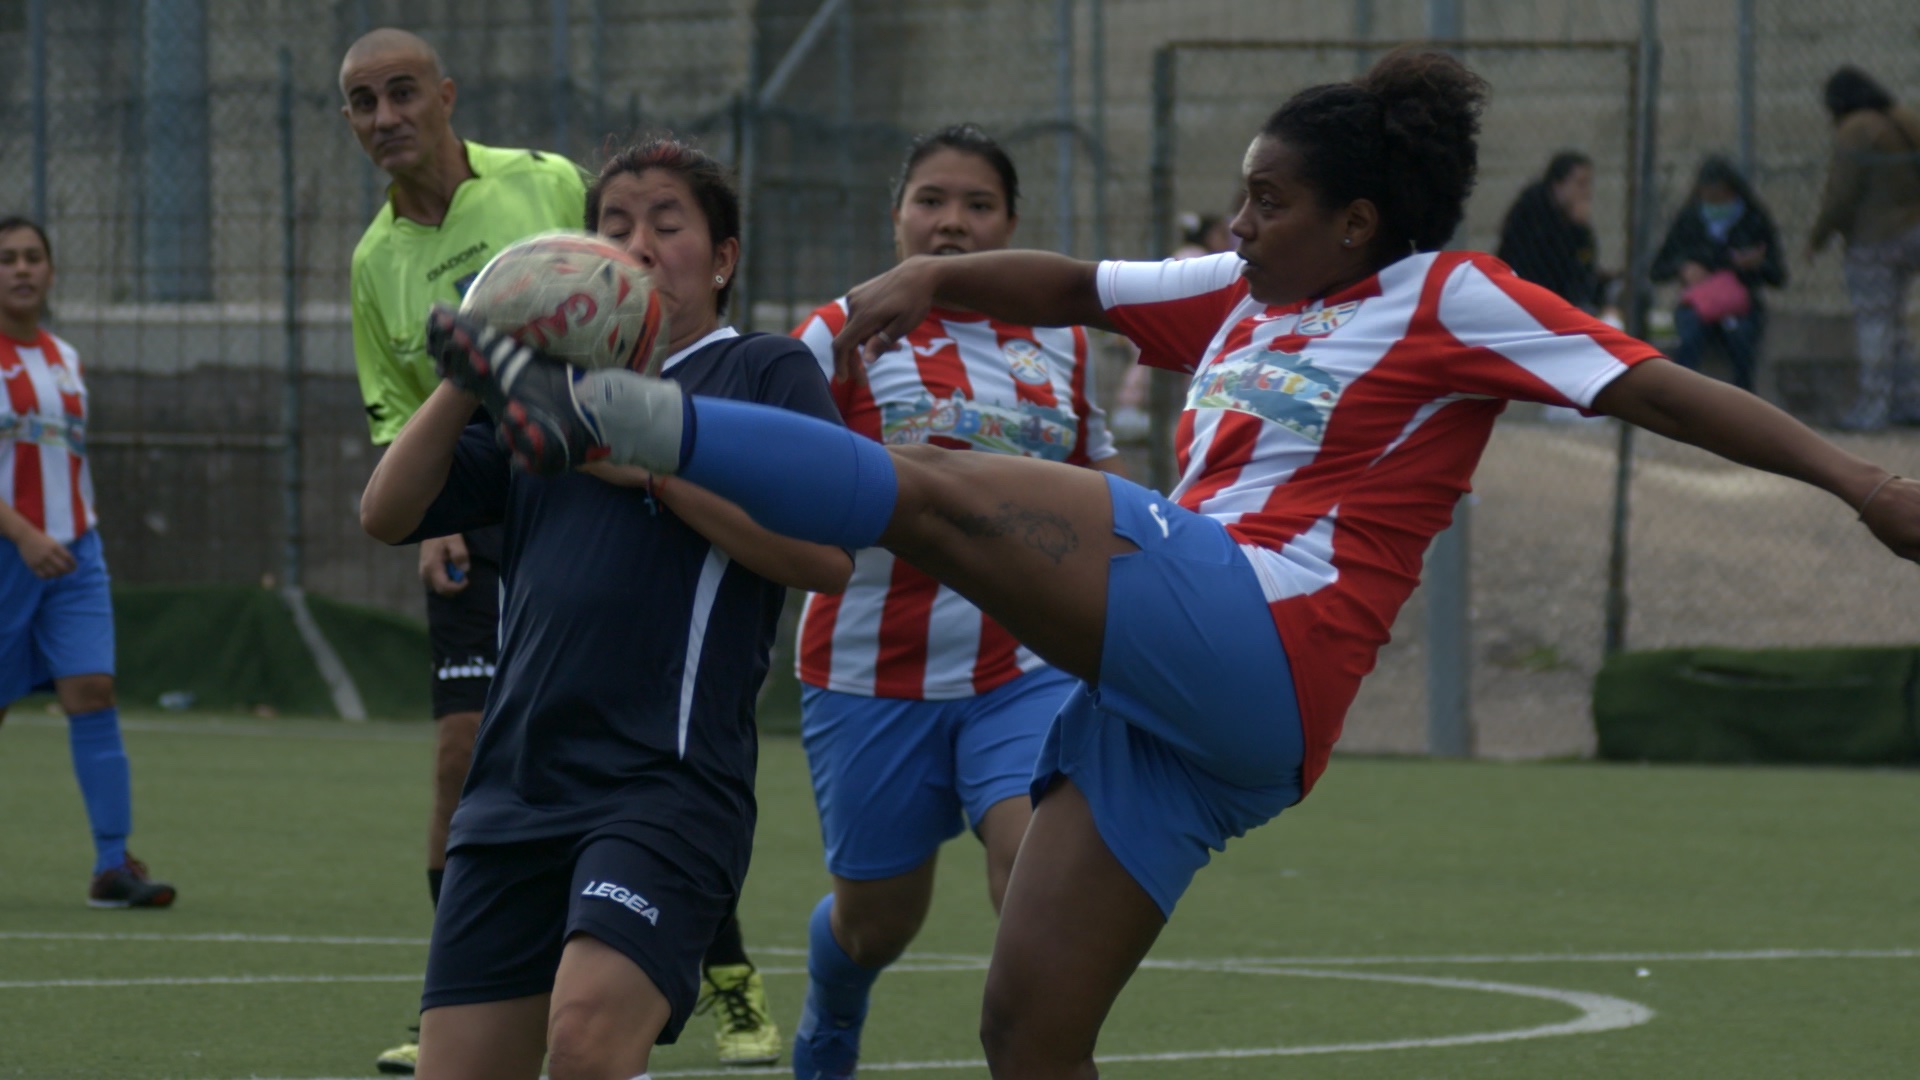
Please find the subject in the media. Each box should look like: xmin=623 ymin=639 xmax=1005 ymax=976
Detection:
xmin=458 ymin=230 xmax=666 ymax=372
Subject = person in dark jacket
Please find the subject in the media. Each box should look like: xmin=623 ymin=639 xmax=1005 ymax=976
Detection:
xmin=1651 ymin=155 xmax=1786 ymax=392
xmin=1497 ymin=150 xmax=1608 ymax=313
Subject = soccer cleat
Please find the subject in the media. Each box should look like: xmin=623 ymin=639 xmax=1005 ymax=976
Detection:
xmin=374 ymin=1029 xmax=419 ymax=1075
xmin=87 ymin=855 xmax=175 ymax=909
xmin=791 ymin=988 xmax=865 ymax=1080
xmin=698 ymin=963 xmax=782 ymax=1067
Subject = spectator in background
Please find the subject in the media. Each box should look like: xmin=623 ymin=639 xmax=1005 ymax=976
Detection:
xmin=1497 ymin=150 xmax=1612 ymax=316
xmin=1808 ymin=66 xmax=1920 ymax=431
xmin=1173 ymin=210 xmax=1233 ymax=261
xmin=1652 ymin=155 xmax=1785 ymax=392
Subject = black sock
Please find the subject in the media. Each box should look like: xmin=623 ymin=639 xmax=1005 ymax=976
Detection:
xmin=704 ymin=911 xmax=749 ymax=969
xmin=427 ymin=868 xmax=444 ymax=909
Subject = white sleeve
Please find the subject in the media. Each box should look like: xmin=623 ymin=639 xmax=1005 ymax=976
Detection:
xmin=1095 ymin=251 xmax=1246 ymax=312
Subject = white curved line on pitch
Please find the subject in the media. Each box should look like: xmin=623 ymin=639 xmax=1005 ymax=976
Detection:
xmin=635 ymin=966 xmax=1655 ymax=1076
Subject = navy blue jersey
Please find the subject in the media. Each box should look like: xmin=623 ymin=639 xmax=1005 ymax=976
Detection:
xmin=404 ymin=330 xmax=841 ymax=888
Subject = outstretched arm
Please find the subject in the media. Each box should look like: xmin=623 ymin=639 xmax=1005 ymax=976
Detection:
xmin=1592 ymin=359 xmax=1920 ymax=558
xmin=833 ymin=252 xmax=1111 ymax=379
xmin=579 ymin=464 xmax=854 ymax=594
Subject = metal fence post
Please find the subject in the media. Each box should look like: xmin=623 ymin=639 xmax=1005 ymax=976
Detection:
xmin=29 ymin=0 xmax=48 ymax=224
xmin=1736 ymin=0 xmax=1755 ymax=177
xmin=1607 ymin=1 xmax=1664 ymax=659
xmin=1424 ymin=0 xmax=1470 ymax=758
xmin=1146 ymin=45 xmax=1178 ymax=494
xmin=278 ymin=47 xmax=303 ymax=591
xmin=1090 ymin=0 xmax=1107 ymax=260
xmin=1054 ymin=0 xmax=1075 ymax=256
xmin=141 ymin=0 xmax=213 ymax=301
xmin=550 ymin=0 xmax=571 ymax=158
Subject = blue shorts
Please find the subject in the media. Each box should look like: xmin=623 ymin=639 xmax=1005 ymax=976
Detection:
xmin=0 ymin=529 xmax=115 ymax=705
xmin=1031 ymin=473 xmax=1306 ymax=918
xmin=801 ymin=664 xmax=1077 ymax=880
xmin=423 ymin=824 xmax=734 ymax=1044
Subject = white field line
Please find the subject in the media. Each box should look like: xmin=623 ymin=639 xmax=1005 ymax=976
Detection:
xmin=5 ymin=932 xmax=1917 ymax=967
xmin=228 ymin=966 xmax=1657 ymax=1079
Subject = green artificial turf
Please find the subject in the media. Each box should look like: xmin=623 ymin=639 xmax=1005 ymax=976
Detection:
xmin=1 ymin=713 xmax=1915 ymax=1078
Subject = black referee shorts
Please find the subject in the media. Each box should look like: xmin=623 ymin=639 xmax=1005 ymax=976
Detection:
xmin=426 ymin=525 xmax=503 ymax=718
xmin=422 ymin=825 xmax=736 ymax=1044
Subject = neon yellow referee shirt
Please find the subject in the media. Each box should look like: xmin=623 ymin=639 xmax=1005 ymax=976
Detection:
xmin=349 ymin=141 xmax=588 ymax=444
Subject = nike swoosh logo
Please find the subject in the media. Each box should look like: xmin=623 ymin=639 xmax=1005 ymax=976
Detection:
xmin=911 ymin=338 xmax=954 ymax=357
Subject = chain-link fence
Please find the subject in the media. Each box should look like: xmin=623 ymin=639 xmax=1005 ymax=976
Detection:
xmin=2 ymin=0 xmax=1917 ymax=752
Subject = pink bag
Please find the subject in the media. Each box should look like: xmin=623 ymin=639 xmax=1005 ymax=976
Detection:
xmin=1681 ymin=269 xmax=1752 ymax=322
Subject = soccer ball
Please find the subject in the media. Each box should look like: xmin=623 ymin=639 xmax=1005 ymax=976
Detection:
xmin=459 ymin=230 xmax=666 ymax=372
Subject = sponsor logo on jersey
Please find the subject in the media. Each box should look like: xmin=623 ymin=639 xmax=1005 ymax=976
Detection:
xmin=425 ymin=241 xmax=491 ymax=284
xmin=1188 ymin=348 xmax=1341 ymax=443
xmin=910 ymin=337 xmax=954 ymax=358
xmin=1002 ymin=338 xmax=1052 ymax=385
xmin=880 ymin=389 xmax=1078 ymax=461
xmin=580 ymin=880 xmax=661 ymax=924
xmin=1296 ymin=299 xmax=1362 ymax=337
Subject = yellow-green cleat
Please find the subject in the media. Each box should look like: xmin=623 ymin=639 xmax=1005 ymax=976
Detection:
xmin=374 ymin=1033 xmax=418 ymax=1075
xmin=698 ymin=963 xmax=782 ymax=1067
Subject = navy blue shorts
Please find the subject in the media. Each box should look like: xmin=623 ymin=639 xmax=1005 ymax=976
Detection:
xmin=1 ymin=529 xmax=114 ymax=704
xmin=422 ymin=824 xmax=735 ymax=1043
xmin=1031 ymin=473 xmax=1306 ymax=918
xmin=801 ymin=665 xmax=1076 ymax=879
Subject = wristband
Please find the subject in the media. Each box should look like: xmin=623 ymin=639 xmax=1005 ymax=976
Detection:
xmin=1858 ymin=474 xmax=1900 ymax=520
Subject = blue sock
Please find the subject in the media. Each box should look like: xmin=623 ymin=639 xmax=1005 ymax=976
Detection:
xmin=67 ymin=708 xmax=132 ymax=874
xmin=806 ymin=893 xmax=881 ymax=1022
xmin=678 ymin=397 xmax=898 ymax=550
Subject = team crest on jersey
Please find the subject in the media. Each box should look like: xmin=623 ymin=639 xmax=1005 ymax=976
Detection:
xmin=1002 ymin=338 xmax=1052 ymax=386
xmin=1296 ymin=300 xmax=1363 ymax=337
xmin=50 ymin=361 xmax=82 ymax=397
xmin=880 ymin=388 xmax=1078 ymax=461
xmin=1188 ymin=349 xmax=1341 ymax=443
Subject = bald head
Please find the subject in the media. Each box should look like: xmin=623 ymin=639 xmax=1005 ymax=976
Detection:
xmin=340 ymin=28 xmax=461 ymax=182
xmin=339 ymin=28 xmax=443 ymax=92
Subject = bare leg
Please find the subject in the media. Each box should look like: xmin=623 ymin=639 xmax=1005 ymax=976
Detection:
xmin=980 ymin=779 xmax=1164 ymax=1079
xmin=416 ymin=995 xmax=548 ymax=1080
xmin=975 ymin=796 xmax=1031 ymax=914
xmin=879 ymin=446 xmax=1133 ymax=681
xmin=428 ymin=711 xmax=481 ymax=871
xmin=546 ymin=933 xmax=673 ymax=1080
xmin=54 ymin=673 xmax=115 ymax=715
xmin=831 ymin=856 xmax=939 ymax=968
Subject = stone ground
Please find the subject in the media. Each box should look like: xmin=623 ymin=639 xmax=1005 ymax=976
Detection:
xmin=1334 ymin=411 xmax=1920 ymax=759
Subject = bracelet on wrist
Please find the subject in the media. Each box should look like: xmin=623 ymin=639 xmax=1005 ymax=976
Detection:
xmin=1858 ymin=474 xmax=1900 ymax=520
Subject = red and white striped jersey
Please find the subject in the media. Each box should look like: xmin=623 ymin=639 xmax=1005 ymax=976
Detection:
xmin=1 ymin=330 xmax=95 ymax=544
xmin=792 ymin=300 xmax=1119 ymax=700
xmin=1099 ymin=250 xmax=1660 ymax=792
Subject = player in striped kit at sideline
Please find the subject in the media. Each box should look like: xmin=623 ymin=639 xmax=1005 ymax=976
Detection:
xmin=0 ymin=217 xmax=175 ymax=909
xmin=786 ymin=126 xmax=1119 ymax=1079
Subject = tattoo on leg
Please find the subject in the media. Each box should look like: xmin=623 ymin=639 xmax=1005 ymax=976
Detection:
xmin=945 ymin=502 xmax=1079 ymax=563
